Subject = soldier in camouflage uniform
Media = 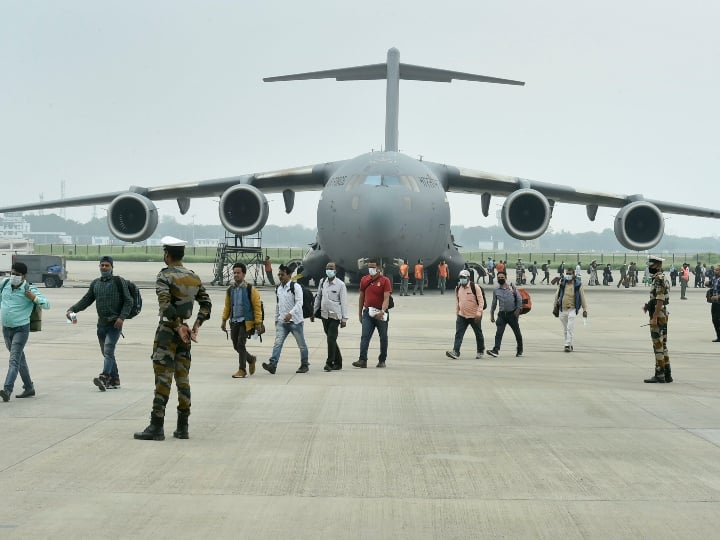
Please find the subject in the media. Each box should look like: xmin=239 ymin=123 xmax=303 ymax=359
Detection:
xmin=643 ymin=256 xmax=672 ymax=384
xmin=134 ymin=236 xmax=212 ymax=441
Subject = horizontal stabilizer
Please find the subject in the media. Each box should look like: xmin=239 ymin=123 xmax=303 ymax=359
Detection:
xmin=264 ymin=63 xmax=524 ymax=86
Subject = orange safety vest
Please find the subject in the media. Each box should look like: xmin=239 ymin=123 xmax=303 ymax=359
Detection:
xmin=438 ymin=263 xmax=448 ymax=278
xmin=399 ymin=264 xmax=409 ymax=279
xmin=414 ymin=264 xmax=424 ymax=280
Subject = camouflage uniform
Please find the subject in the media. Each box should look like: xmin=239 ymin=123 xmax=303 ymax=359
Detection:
xmin=644 ymin=269 xmax=671 ymax=383
xmin=150 ymin=262 xmax=211 ymax=419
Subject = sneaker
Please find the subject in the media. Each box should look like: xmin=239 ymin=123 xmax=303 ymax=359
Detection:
xmin=376 ymin=361 xmax=386 ymax=368
xmin=445 ymin=350 xmax=460 ymax=359
xmin=262 ymin=362 xmax=276 ymax=374
xmin=564 ymin=345 xmax=571 ymax=353
xmin=0 ymin=389 xmax=10 ymax=402
xmin=93 ymin=376 xmax=107 ymax=392
xmin=296 ymin=365 xmax=309 ymax=374
xmin=475 ymin=352 xmax=484 ymax=359
xmin=107 ymin=379 xmax=121 ymax=389
xmin=516 ymin=351 xmax=523 ymax=357
xmin=486 ymin=349 xmax=499 ymax=357
xmin=352 ymin=360 xmax=367 ymax=368
xmin=232 ymin=369 xmax=247 ymax=378
xmin=248 ymin=355 xmax=257 ymax=375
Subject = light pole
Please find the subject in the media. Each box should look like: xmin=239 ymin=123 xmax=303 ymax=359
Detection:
xmin=191 ymin=215 xmax=196 ymax=247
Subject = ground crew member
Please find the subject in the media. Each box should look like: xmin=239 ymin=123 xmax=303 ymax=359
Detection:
xmin=643 ymin=256 xmax=672 ymax=383
xmin=264 ymin=256 xmax=275 ymax=286
xmin=413 ymin=259 xmax=425 ymax=295
xmin=399 ymin=260 xmax=409 ymax=296
xmin=437 ymin=260 xmax=449 ymax=294
xmin=134 ymin=236 xmax=212 ymax=441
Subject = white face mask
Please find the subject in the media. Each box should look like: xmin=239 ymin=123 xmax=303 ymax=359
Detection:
xmin=325 ymin=269 xmax=336 ymax=278
xmin=368 ymin=267 xmax=377 ymax=276
xmin=565 ymin=274 xmax=574 ymax=281
xmin=10 ymin=275 xmax=22 ymax=286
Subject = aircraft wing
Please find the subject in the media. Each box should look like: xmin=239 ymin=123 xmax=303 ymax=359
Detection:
xmin=427 ymin=162 xmax=720 ymax=219
xmin=0 ymin=162 xmax=344 ymax=214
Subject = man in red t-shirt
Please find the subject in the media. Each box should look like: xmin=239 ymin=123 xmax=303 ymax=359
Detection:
xmin=352 ymin=260 xmax=392 ymax=368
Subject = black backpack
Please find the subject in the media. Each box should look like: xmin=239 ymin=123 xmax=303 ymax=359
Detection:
xmin=281 ymin=281 xmax=315 ymax=319
xmin=114 ymin=276 xmax=142 ymax=319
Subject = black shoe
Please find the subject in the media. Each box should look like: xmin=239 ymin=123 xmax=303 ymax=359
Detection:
xmin=262 ymin=362 xmax=276 ymax=374
xmin=352 ymin=360 xmax=367 ymax=368
xmin=324 ymin=364 xmax=333 ymax=372
xmin=331 ymin=365 xmax=342 ymax=371
xmin=16 ymin=388 xmax=35 ymax=398
xmin=93 ymin=376 xmax=107 ymax=392
xmin=516 ymin=351 xmax=523 ymax=357
xmin=376 ymin=361 xmax=386 ymax=368
xmin=0 ymin=389 xmax=10 ymax=402
xmin=296 ymin=365 xmax=309 ymax=373
xmin=713 ymin=338 xmax=720 ymax=343
xmin=644 ymin=373 xmax=666 ymax=383
xmin=486 ymin=349 xmax=499 ymax=358
xmin=134 ymin=423 xmax=165 ymax=441
xmin=173 ymin=417 xmax=189 ymax=439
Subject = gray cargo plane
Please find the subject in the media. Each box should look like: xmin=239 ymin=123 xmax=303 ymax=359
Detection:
xmin=1 ymin=48 xmax=718 ymax=284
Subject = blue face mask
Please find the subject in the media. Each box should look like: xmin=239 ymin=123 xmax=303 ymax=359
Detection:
xmin=325 ymin=269 xmax=336 ymax=278
xmin=459 ymin=278 xmax=468 ymax=286
xmin=100 ymin=270 xmax=112 ymax=278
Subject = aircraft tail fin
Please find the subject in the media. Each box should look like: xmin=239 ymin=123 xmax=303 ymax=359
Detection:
xmin=264 ymin=48 xmax=524 ymax=152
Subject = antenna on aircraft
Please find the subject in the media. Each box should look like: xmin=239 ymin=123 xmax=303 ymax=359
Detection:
xmin=264 ymin=47 xmax=525 ymax=153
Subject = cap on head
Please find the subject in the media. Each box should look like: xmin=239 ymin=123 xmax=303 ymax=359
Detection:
xmin=459 ymin=269 xmax=470 ymax=278
xmin=161 ymin=236 xmax=187 ymax=248
xmin=99 ymin=255 xmax=114 ymax=266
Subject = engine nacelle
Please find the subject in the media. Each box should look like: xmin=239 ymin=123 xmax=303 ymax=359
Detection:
xmin=614 ymin=201 xmax=664 ymax=251
xmin=107 ymin=193 xmax=159 ymax=242
xmin=500 ymin=189 xmax=551 ymax=240
xmin=219 ymin=184 xmax=269 ymax=236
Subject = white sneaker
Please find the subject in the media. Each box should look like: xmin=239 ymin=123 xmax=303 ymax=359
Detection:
xmin=445 ymin=350 xmax=459 ymax=359
xmin=476 ymin=352 xmax=484 ymax=359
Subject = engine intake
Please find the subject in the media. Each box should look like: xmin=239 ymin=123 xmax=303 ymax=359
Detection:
xmin=614 ymin=201 xmax=664 ymax=251
xmin=219 ymin=184 xmax=269 ymax=236
xmin=501 ymin=189 xmax=551 ymax=240
xmin=107 ymin=193 xmax=159 ymax=242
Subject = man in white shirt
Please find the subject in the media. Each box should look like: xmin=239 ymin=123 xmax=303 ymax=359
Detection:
xmin=313 ymin=262 xmax=349 ymax=371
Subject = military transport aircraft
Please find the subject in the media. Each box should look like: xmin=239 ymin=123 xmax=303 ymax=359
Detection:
xmin=1 ymin=48 xmax=718 ymax=285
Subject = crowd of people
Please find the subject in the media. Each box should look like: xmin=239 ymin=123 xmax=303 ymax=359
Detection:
xmin=2 ymin=245 xmax=719 ymax=440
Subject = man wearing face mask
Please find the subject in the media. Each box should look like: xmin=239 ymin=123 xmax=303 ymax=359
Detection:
xmin=353 ymin=260 xmax=392 ymax=368
xmin=552 ymin=268 xmax=588 ymax=352
xmin=446 ymin=270 xmax=485 ymax=360
xmin=1 ymin=262 xmax=50 ymax=402
xmin=313 ymin=262 xmax=349 ymax=371
xmin=643 ymin=256 xmax=672 ymax=383
xmin=486 ymin=271 xmax=523 ymax=358
xmin=67 ymin=256 xmax=133 ymax=391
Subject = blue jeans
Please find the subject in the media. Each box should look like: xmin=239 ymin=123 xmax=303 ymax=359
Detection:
xmin=3 ymin=324 xmax=32 ymax=394
xmin=97 ymin=324 xmax=122 ymax=380
xmin=453 ymin=316 xmax=484 ymax=355
xmin=359 ymin=309 xmax=388 ymax=362
xmin=269 ymin=321 xmax=308 ymax=367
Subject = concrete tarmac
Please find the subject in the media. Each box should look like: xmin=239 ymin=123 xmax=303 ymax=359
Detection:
xmin=1 ymin=261 xmax=719 ymax=539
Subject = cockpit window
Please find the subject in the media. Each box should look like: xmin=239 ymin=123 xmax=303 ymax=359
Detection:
xmin=347 ymin=174 xmax=421 ymax=192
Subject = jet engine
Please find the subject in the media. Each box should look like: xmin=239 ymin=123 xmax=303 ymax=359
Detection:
xmin=500 ymin=189 xmax=551 ymax=240
xmin=107 ymin=193 xmax=159 ymax=242
xmin=219 ymin=184 xmax=269 ymax=236
xmin=613 ymin=201 xmax=664 ymax=251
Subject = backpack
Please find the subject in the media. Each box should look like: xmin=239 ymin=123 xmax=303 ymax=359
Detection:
xmin=457 ymin=281 xmax=487 ymax=309
xmin=512 ymin=285 xmax=532 ymax=315
xmin=282 ymin=281 xmax=315 ymax=319
xmin=114 ymin=276 xmax=142 ymax=319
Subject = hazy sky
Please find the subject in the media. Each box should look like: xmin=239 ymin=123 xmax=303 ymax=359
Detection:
xmin=2 ymin=1 xmax=719 ymax=239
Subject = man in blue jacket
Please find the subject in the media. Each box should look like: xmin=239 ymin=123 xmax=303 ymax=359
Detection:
xmin=0 ymin=262 xmax=50 ymax=401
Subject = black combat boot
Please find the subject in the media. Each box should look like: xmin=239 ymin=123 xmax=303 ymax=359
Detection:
xmin=134 ymin=416 xmax=165 ymax=440
xmin=643 ymin=370 xmax=666 ymax=384
xmin=664 ymin=364 xmax=673 ymax=383
xmin=173 ymin=413 xmax=189 ymax=439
